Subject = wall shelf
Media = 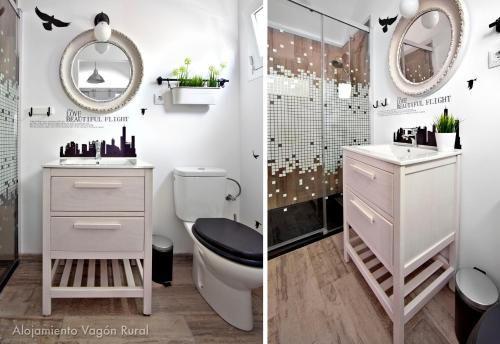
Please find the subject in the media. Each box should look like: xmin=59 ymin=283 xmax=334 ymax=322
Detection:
xmin=156 ymin=77 xmax=229 ymax=105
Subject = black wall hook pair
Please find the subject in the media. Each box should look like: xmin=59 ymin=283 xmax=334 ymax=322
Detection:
xmin=373 ymin=98 xmax=388 ymax=109
xmin=28 ymin=107 xmax=51 ymax=117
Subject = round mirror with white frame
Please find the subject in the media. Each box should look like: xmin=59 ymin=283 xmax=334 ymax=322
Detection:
xmin=389 ymin=0 xmax=468 ymax=97
xmin=60 ymin=30 xmax=143 ymax=113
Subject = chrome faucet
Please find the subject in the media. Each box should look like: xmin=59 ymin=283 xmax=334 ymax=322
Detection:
xmin=94 ymin=140 xmax=102 ymax=163
xmin=402 ymin=127 xmax=419 ymax=147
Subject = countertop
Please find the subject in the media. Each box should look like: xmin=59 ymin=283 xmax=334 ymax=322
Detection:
xmin=343 ymin=144 xmax=462 ymax=166
xmin=43 ymin=159 xmax=154 ymax=169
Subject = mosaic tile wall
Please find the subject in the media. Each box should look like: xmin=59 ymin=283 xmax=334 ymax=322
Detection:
xmin=267 ymin=27 xmax=370 ymax=210
xmin=0 ymin=0 xmax=19 ymax=260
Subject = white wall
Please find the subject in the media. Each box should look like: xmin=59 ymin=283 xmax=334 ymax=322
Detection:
xmin=366 ymin=0 xmax=500 ymax=287
xmin=238 ymin=0 xmax=264 ymax=233
xmin=18 ymin=0 xmax=241 ymax=254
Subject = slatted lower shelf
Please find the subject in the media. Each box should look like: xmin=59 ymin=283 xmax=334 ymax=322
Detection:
xmin=51 ymin=258 xmax=144 ymax=298
xmin=347 ymin=231 xmax=454 ymax=323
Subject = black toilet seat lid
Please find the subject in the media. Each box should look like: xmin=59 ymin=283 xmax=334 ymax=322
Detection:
xmin=192 ymin=218 xmax=263 ymax=267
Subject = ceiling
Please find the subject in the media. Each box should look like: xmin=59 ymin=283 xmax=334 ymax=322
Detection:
xmin=269 ymin=0 xmax=370 ymax=47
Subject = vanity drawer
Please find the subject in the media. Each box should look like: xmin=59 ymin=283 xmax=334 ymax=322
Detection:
xmin=344 ymin=157 xmax=393 ymax=216
xmin=345 ymin=188 xmax=393 ymax=270
xmin=50 ymin=217 xmax=144 ymax=252
xmin=51 ymin=176 xmax=144 ymax=212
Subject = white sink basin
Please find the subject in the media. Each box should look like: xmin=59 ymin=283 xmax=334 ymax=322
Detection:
xmin=357 ymin=144 xmax=437 ymax=159
xmin=59 ymin=157 xmax=137 ymax=166
xmin=343 ymin=144 xmax=461 ymax=165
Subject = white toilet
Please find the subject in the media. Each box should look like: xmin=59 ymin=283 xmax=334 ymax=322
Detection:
xmin=173 ymin=167 xmax=263 ymax=331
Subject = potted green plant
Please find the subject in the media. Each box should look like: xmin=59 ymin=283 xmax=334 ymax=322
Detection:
xmin=208 ymin=63 xmax=226 ymax=87
xmin=434 ymin=112 xmax=458 ymax=152
xmin=170 ymin=58 xmax=224 ymax=105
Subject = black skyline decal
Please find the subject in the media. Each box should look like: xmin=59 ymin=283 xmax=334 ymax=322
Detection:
xmin=379 ymin=15 xmax=398 ymax=33
xmin=60 ymin=126 xmax=137 ymax=158
xmin=35 ymin=7 xmax=70 ymax=31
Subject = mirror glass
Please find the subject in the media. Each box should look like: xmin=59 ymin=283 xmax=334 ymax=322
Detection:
xmin=399 ymin=10 xmax=451 ymax=83
xmin=71 ymin=42 xmax=132 ymax=101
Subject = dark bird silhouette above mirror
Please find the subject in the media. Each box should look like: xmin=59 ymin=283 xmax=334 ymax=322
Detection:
xmin=35 ymin=7 xmax=70 ymax=31
xmin=379 ymin=15 xmax=398 ymax=33
xmin=489 ymin=17 xmax=500 ymax=32
xmin=467 ymin=78 xmax=477 ymax=90
xmin=252 ymin=151 xmax=260 ymax=159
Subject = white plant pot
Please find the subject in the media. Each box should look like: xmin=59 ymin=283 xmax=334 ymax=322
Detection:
xmin=435 ymin=133 xmax=456 ymax=152
xmin=171 ymin=87 xmax=219 ymax=105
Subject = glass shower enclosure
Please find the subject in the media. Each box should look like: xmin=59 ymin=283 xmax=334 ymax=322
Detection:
xmin=268 ymin=0 xmax=370 ymax=254
xmin=0 ymin=0 xmax=20 ymax=291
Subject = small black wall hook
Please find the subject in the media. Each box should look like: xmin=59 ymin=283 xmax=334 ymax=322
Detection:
xmin=381 ymin=98 xmax=388 ymax=107
xmin=373 ymin=100 xmax=379 ymax=108
xmin=28 ymin=107 xmax=33 ymax=117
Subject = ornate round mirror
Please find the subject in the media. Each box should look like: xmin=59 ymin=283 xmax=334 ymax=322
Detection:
xmin=61 ymin=30 xmax=143 ymax=113
xmin=389 ymin=0 xmax=468 ymax=96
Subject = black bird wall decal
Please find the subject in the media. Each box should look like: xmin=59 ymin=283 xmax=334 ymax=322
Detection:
xmin=379 ymin=15 xmax=398 ymax=33
xmin=252 ymin=151 xmax=260 ymax=159
xmin=35 ymin=7 xmax=70 ymax=31
xmin=467 ymin=78 xmax=477 ymax=90
xmin=255 ymin=221 xmax=261 ymax=229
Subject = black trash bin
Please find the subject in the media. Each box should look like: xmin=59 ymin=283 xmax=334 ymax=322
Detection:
xmin=152 ymin=235 xmax=173 ymax=286
xmin=455 ymin=268 xmax=498 ymax=344
xmin=467 ymin=303 xmax=500 ymax=344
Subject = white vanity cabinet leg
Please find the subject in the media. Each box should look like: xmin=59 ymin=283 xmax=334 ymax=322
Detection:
xmin=392 ymin=167 xmax=405 ymax=344
xmin=449 ymin=155 xmax=461 ymax=291
xmin=42 ymin=168 xmax=51 ymax=316
xmin=142 ymin=169 xmax=153 ymax=315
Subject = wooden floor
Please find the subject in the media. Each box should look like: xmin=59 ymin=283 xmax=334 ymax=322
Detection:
xmin=0 ymin=255 xmax=262 ymax=344
xmin=268 ymin=233 xmax=458 ymax=344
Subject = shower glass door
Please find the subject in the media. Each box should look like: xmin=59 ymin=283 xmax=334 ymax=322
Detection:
xmin=323 ymin=16 xmax=371 ymax=231
xmin=0 ymin=0 xmax=19 ymax=291
xmin=267 ymin=0 xmax=370 ymax=254
xmin=267 ymin=2 xmax=324 ymax=249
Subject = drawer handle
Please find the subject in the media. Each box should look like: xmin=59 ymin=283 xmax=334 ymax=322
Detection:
xmin=350 ymin=200 xmax=374 ymax=224
xmin=73 ymin=223 xmax=122 ymax=230
xmin=350 ymin=164 xmax=376 ymax=180
xmin=73 ymin=181 xmax=122 ymax=189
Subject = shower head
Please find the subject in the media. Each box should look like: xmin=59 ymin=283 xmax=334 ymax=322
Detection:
xmin=331 ymin=60 xmax=344 ymax=69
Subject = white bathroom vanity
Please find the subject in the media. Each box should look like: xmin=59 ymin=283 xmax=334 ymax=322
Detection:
xmin=343 ymin=144 xmax=461 ymax=343
xmin=42 ymin=159 xmax=153 ymax=316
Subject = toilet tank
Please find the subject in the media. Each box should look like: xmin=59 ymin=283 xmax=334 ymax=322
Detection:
xmin=173 ymin=167 xmax=227 ymax=222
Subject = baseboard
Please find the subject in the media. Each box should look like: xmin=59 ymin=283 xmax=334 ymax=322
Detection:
xmin=18 ymin=253 xmax=193 ymax=262
xmin=19 ymin=254 xmax=42 ymax=261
